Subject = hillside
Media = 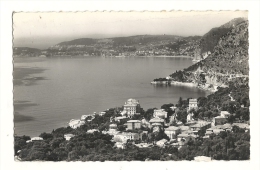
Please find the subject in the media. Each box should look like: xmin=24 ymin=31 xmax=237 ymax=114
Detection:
xmin=196 ymin=17 xmax=247 ymax=58
xmin=13 ymin=18 xmax=246 ymax=59
xmin=47 ymin=35 xmax=201 ymax=57
xmin=168 ymin=20 xmax=249 ymax=89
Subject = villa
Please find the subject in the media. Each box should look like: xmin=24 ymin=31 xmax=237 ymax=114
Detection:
xmin=149 ymin=117 xmax=165 ymax=126
xmin=120 ymin=98 xmax=141 ymax=118
xmin=188 ymin=98 xmax=198 ymax=111
xmin=114 ymin=132 xmax=140 ymax=143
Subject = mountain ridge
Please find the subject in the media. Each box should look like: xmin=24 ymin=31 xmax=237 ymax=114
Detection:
xmin=13 ymin=17 xmax=247 ymax=59
xmin=161 ymin=20 xmax=249 ymax=91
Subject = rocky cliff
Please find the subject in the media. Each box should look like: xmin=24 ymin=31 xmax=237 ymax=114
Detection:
xmin=168 ymin=19 xmax=249 ymax=89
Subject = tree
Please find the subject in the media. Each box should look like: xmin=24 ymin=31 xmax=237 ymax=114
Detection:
xmin=141 ymin=133 xmax=148 ymax=142
xmin=53 ymin=147 xmax=68 ymax=161
xmin=117 ymin=125 xmax=126 ymax=132
xmin=176 ymin=109 xmax=188 ymax=124
xmin=39 ymin=132 xmax=53 ymax=140
xmin=68 ymin=150 xmax=79 ymax=161
xmin=178 ymin=97 xmax=183 ymax=107
xmin=144 ymin=108 xmax=156 ymax=120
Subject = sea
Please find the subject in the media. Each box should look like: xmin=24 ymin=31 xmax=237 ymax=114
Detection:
xmin=13 ymin=56 xmax=210 ymax=137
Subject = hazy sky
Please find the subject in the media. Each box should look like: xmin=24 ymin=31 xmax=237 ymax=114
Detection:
xmin=13 ymin=11 xmax=248 ymax=49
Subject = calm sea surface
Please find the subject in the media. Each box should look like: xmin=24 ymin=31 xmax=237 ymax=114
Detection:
xmin=14 ymin=56 xmax=209 ymax=137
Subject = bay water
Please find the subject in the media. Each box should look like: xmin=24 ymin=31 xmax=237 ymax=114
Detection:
xmin=14 ymin=56 xmax=209 ymax=137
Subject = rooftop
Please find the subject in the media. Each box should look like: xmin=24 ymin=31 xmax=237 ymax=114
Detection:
xmin=149 ymin=117 xmax=164 ymax=123
xmin=124 ymin=98 xmax=139 ymax=106
xmin=127 ymin=120 xmax=141 ymax=123
xmin=220 ymin=111 xmax=231 ymax=115
xmin=165 ymin=126 xmax=180 ymax=131
xmin=179 ymin=126 xmax=190 ymax=131
xmin=152 ymin=123 xmax=163 ymax=126
xmin=189 ymin=99 xmax=197 ymax=103
xmin=109 ymin=124 xmax=117 ymax=127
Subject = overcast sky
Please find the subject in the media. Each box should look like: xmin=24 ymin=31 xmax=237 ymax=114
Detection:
xmin=13 ymin=11 xmax=248 ymax=49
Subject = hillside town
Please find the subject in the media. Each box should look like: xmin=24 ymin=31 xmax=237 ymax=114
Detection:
xmin=16 ymin=97 xmax=249 ymax=161
xmin=13 ymin=17 xmax=250 ymax=162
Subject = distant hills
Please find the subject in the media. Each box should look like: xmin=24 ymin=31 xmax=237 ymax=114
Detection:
xmin=46 ymin=34 xmax=201 ymax=57
xmin=13 ymin=17 xmax=247 ymax=60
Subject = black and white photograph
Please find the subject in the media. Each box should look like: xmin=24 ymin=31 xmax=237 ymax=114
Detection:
xmin=12 ymin=11 xmax=251 ymax=161
xmin=0 ymin=1 xmax=260 ymax=170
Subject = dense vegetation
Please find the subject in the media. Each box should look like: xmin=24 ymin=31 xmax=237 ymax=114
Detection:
xmin=199 ymin=17 xmax=246 ymax=55
xmin=14 ymin=126 xmax=250 ymax=161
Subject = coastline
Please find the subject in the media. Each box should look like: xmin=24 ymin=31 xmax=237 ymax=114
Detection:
xmin=151 ymin=80 xmax=217 ymax=93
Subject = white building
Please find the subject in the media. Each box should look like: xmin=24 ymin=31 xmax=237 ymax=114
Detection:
xmin=115 ymin=116 xmax=127 ymax=122
xmin=114 ymin=142 xmax=126 ymax=149
xmin=99 ymin=112 xmax=106 ymax=116
xmin=114 ymin=132 xmax=140 ymax=143
xmin=64 ymin=134 xmax=75 ymax=141
xmin=220 ymin=111 xmax=231 ymax=118
xmin=86 ymin=129 xmax=99 ymax=134
xmin=153 ymin=109 xmax=167 ymax=119
xmin=188 ymin=99 xmax=198 ymax=111
xmin=109 ymin=124 xmax=117 ymax=131
xmin=164 ymin=126 xmax=181 ymax=139
xmin=69 ymin=119 xmax=85 ymax=129
xmin=187 ymin=112 xmax=194 ymax=122
xmin=81 ymin=115 xmax=89 ymax=121
xmin=27 ymin=137 xmax=43 ymax=143
xmin=31 ymin=137 xmax=43 ymax=141
xmin=156 ymin=139 xmax=168 ymax=148
xmin=121 ymin=98 xmax=140 ymax=118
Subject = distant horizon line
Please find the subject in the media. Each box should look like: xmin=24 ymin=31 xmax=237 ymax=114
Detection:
xmin=13 ymin=34 xmax=202 ymax=50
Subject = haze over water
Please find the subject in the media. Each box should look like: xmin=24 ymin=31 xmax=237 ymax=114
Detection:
xmin=14 ymin=56 xmax=210 ymax=137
